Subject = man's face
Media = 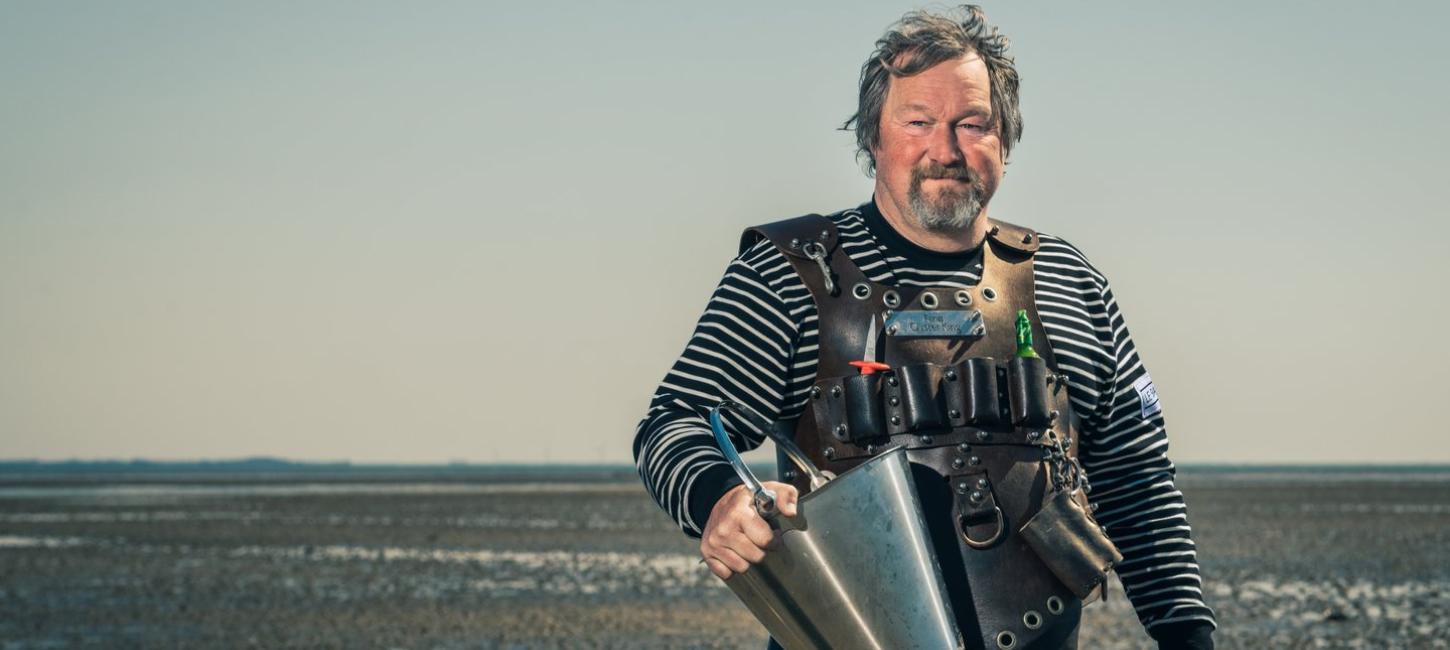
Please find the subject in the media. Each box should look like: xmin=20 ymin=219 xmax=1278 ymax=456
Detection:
xmin=873 ymin=53 xmax=1004 ymax=232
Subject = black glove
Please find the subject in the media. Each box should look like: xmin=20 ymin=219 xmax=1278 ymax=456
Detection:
xmin=1149 ymin=620 xmax=1214 ymax=650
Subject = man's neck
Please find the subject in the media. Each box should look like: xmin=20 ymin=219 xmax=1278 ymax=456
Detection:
xmin=873 ymin=190 xmax=990 ymax=253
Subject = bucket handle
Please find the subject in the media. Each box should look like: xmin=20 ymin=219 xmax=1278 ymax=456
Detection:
xmin=709 ymin=401 xmax=833 ymax=519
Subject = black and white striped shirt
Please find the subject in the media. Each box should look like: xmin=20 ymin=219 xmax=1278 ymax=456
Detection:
xmin=633 ymin=200 xmax=1216 ymax=634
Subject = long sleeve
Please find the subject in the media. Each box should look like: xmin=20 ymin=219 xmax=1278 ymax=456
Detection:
xmin=632 ymin=241 xmax=806 ymax=537
xmin=1069 ymin=270 xmax=1218 ymax=635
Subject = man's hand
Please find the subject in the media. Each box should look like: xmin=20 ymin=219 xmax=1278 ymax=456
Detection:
xmin=700 ymin=481 xmax=799 ymax=580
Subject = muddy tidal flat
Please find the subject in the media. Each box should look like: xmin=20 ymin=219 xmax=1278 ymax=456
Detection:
xmin=1 ymin=466 xmax=1447 ymax=649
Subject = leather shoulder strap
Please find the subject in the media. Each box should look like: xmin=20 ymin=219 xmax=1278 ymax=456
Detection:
xmin=986 ymin=218 xmax=1041 ymax=256
xmin=739 ymin=214 xmax=839 ymax=259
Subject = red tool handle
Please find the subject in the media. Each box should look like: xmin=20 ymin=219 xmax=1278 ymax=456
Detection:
xmin=849 ymin=361 xmax=891 ymax=375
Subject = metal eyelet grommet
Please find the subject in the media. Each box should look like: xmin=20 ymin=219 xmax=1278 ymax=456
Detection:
xmin=995 ymin=631 xmax=1017 ymax=650
xmin=1023 ymin=611 xmax=1043 ymax=630
xmin=954 ymin=290 xmax=972 ymax=306
xmin=1046 ymin=596 xmax=1064 ymax=615
xmin=981 ymin=287 xmax=998 ymax=302
xmin=852 ymin=283 xmax=872 ymax=300
xmin=920 ymin=292 xmax=938 ymax=309
xmin=883 ymin=290 xmax=901 ymax=309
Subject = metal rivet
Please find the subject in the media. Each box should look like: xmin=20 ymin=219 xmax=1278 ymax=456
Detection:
xmin=834 ymin=424 xmax=847 ymax=438
xmin=956 ymin=481 xmax=969 ymax=494
xmin=887 ymin=377 xmax=898 ymax=387
xmin=977 ymin=478 xmax=989 ymax=489
xmin=981 ymin=287 xmax=998 ymax=302
xmin=969 ymin=455 xmax=981 ymax=466
xmin=1046 ymin=374 xmax=1055 ymax=385
xmin=883 ymin=290 xmax=901 ymax=308
xmin=789 ymin=238 xmax=800 ymax=249
xmin=782 ymin=469 xmax=797 ymax=481
xmin=945 ymin=369 xmax=957 ymax=381
xmin=866 ymin=444 xmax=877 ymax=454
xmin=820 ymin=230 xmax=830 ymax=240
xmin=886 ymin=324 xmax=899 ymax=335
xmin=952 ymin=458 xmax=965 ymax=469
xmin=970 ymin=490 xmax=983 ymax=502
xmin=919 ymin=435 xmax=933 ymax=444
xmin=1090 ymin=503 xmax=1099 ymax=512
xmin=889 ymin=397 xmax=900 ymax=406
xmin=830 ymin=386 xmax=842 ymax=398
xmin=890 ymin=415 xmax=900 ymax=425
xmin=1023 ymin=610 xmax=1042 ymax=629
xmin=976 ymin=430 xmax=990 ymax=441
xmin=996 ymin=631 xmax=1016 ymax=650
xmin=973 ymin=324 xmax=986 ymax=336
xmin=1027 ymin=431 xmax=1041 ymax=442
xmin=1046 ymin=596 xmax=1064 ymax=615
xmin=823 ymin=447 xmax=836 ymax=460
xmin=920 ymin=292 xmax=938 ymax=309
xmin=954 ymin=290 xmax=972 ymax=306
xmin=1050 ymin=409 xmax=1060 ymax=423
xmin=948 ymin=409 xmax=961 ymax=419
xmin=958 ymin=442 xmax=971 ymax=453
xmin=810 ymin=386 xmax=821 ymax=399
xmin=852 ymin=282 xmax=872 ymax=300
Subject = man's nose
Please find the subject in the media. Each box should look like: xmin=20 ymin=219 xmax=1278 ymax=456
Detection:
xmin=927 ymin=125 xmax=964 ymax=165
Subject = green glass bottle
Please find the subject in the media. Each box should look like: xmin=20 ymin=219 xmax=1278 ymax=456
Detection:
xmin=1015 ymin=309 xmax=1040 ymax=359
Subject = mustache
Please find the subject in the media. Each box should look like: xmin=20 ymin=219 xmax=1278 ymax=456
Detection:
xmin=912 ymin=162 xmax=979 ymax=185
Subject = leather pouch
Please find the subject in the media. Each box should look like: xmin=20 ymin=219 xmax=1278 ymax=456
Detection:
xmin=1007 ymin=356 xmax=1052 ymax=427
xmin=842 ymin=373 xmax=884 ymax=442
xmin=1018 ymin=489 xmax=1123 ymax=599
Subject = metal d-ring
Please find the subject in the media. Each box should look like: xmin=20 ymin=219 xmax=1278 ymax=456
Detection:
xmin=960 ymin=505 xmax=1005 ymax=549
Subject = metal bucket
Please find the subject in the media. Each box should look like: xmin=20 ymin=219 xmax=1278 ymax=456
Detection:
xmin=708 ymin=401 xmax=964 ymax=650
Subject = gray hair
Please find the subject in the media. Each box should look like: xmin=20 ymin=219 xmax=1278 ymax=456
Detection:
xmin=843 ymin=5 xmax=1023 ymax=175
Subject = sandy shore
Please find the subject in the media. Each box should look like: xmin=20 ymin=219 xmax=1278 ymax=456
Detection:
xmin=1 ymin=469 xmax=1446 ymax=648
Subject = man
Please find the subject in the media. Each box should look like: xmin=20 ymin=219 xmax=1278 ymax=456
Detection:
xmin=633 ymin=5 xmax=1216 ymax=649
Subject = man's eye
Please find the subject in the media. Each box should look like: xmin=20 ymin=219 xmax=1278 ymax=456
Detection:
xmin=907 ymin=120 xmax=930 ymax=127
xmin=959 ymin=123 xmax=984 ymax=131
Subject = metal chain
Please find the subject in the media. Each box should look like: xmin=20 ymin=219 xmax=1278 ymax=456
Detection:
xmin=1043 ymin=430 xmax=1090 ymax=494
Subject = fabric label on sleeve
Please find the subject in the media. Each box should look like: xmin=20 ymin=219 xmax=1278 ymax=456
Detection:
xmin=1132 ymin=374 xmax=1162 ymax=418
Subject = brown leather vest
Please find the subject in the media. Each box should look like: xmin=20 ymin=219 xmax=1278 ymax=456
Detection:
xmin=740 ymin=214 xmax=1092 ymax=650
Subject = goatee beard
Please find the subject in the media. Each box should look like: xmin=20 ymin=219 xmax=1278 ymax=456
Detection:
xmin=907 ymin=162 xmax=984 ymax=232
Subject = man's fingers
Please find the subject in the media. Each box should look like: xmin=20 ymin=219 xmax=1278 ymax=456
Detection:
xmin=764 ymin=481 xmax=800 ymax=518
xmin=741 ymin=516 xmax=774 ymax=549
xmin=777 ymin=484 xmax=799 ymax=518
xmin=704 ymin=557 xmax=732 ymax=580
xmin=711 ymin=546 xmax=752 ymax=574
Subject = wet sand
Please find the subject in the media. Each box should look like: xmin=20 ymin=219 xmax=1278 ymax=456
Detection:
xmin=1 ymin=469 xmax=1446 ymax=648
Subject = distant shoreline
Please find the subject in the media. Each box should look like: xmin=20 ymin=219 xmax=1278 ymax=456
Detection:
xmin=2 ymin=458 xmax=1448 ymax=476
